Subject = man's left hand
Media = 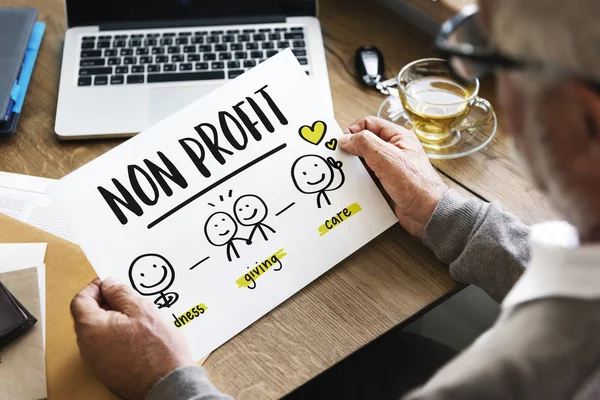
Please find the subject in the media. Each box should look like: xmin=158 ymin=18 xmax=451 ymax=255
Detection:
xmin=339 ymin=116 xmax=448 ymax=237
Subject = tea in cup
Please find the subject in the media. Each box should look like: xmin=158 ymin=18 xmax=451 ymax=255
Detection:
xmin=398 ymin=58 xmax=489 ymax=149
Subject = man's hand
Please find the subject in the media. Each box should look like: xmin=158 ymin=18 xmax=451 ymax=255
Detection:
xmin=339 ymin=116 xmax=449 ymax=238
xmin=70 ymin=277 xmax=195 ymax=400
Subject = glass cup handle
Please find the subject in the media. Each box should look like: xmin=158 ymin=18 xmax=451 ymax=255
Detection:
xmin=456 ymin=96 xmax=495 ymax=130
xmin=473 ymin=96 xmax=493 ymax=113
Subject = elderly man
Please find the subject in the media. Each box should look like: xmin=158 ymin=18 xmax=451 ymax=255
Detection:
xmin=69 ymin=0 xmax=600 ymax=398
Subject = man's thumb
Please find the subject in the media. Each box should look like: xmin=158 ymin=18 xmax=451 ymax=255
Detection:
xmin=339 ymin=130 xmax=387 ymax=160
xmin=101 ymin=277 xmax=144 ymax=315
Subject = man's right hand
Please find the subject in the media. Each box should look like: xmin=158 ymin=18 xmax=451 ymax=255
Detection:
xmin=339 ymin=116 xmax=449 ymax=238
xmin=70 ymin=277 xmax=195 ymax=400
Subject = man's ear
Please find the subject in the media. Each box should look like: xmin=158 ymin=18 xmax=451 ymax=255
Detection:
xmin=541 ymin=81 xmax=600 ymax=181
xmin=540 ymin=82 xmax=600 ymax=154
xmin=551 ymin=83 xmax=600 ymax=240
xmin=570 ymin=83 xmax=600 ymax=140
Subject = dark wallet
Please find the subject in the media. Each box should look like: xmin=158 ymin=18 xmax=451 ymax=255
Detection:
xmin=0 ymin=280 xmax=37 ymax=350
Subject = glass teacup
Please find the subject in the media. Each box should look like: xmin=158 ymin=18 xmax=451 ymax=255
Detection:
xmin=398 ymin=58 xmax=492 ymax=150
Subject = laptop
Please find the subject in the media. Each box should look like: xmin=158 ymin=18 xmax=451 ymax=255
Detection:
xmin=55 ymin=0 xmax=332 ymax=140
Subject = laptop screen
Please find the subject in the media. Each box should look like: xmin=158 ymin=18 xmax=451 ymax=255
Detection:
xmin=67 ymin=0 xmax=317 ymax=28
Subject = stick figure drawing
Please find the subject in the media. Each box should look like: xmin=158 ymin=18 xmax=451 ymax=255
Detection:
xmin=204 ymin=211 xmax=248 ymax=262
xmin=234 ymin=194 xmax=276 ymax=244
xmin=129 ymin=253 xmax=179 ymax=309
xmin=291 ymin=154 xmax=346 ymax=208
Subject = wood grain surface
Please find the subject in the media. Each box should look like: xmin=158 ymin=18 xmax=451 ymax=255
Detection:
xmin=0 ymin=0 xmax=555 ymax=398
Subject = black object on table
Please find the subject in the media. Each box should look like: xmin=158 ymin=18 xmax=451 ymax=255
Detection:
xmin=0 ymin=280 xmax=37 ymax=350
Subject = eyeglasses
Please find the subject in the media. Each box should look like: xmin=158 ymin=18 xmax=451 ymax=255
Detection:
xmin=435 ymin=4 xmax=532 ymax=84
xmin=434 ymin=4 xmax=600 ymax=92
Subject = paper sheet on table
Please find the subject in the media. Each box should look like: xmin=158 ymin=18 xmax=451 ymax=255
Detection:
xmin=48 ymin=50 xmax=398 ymax=362
xmin=0 ymin=267 xmax=47 ymax=400
xmin=0 ymin=243 xmax=47 ymax=341
xmin=0 ymin=171 xmax=75 ymax=242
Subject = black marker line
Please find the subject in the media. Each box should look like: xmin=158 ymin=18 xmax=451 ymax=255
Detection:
xmin=148 ymin=143 xmax=287 ymax=229
xmin=208 ymin=203 xmax=215 ymax=207
xmin=275 ymin=202 xmax=296 ymax=216
xmin=190 ymin=256 xmax=210 ymax=270
xmin=228 ymin=189 xmax=232 ymax=198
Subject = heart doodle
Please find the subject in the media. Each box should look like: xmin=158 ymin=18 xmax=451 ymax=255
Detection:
xmin=298 ymin=121 xmax=327 ymax=145
xmin=325 ymin=138 xmax=338 ymax=151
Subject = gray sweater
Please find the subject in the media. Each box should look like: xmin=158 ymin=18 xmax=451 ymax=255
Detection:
xmin=147 ymin=190 xmax=600 ymax=400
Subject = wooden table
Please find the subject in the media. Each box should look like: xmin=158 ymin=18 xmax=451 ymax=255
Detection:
xmin=0 ymin=0 xmax=555 ymax=398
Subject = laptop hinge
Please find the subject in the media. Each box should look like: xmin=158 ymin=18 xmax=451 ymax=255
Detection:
xmin=99 ymin=15 xmax=286 ymax=31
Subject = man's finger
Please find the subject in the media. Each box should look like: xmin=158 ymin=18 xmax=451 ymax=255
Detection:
xmin=344 ymin=116 xmax=394 ymax=136
xmin=344 ymin=116 xmax=411 ymax=142
xmin=101 ymin=277 xmax=145 ymax=316
xmin=70 ymin=278 xmax=105 ymax=322
xmin=339 ymin=129 xmax=394 ymax=164
xmin=344 ymin=116 xmax=422 ymax=151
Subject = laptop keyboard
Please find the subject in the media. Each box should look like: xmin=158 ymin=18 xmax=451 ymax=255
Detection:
xmin=76 ymin=26 xmax=309 ymax=87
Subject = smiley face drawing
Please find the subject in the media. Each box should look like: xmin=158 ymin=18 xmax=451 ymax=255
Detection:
xmin=234 ymin=194 xmax=276 ymax=244
xmin=204 ymin=211 xmax=249 ymax=262
xmin=291 ymin=154 xmax=346 ymax=208
xmin=129 ymin=253 xmax=179 ymax=309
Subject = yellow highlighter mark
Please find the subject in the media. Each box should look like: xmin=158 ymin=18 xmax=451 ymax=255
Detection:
xmin=236 ymin=248 xmax=287 ymax=289
xmin=172 ymin=303 xmax=208 ymax=329
xmin=318 ymin=203 xmax=362 ymax=236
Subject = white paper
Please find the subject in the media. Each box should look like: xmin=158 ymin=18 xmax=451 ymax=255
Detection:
xmin=0 ymin=243 xmax=47 ymax=268
xmin=0 ymin=243 xmax=47 ymax=342
xmin=48 ymin=50 xmax=397 ymax=361
xmin=0 ymin=171 xmax=76 ymax=242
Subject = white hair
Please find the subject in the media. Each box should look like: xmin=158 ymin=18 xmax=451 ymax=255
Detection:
xmin=490 ymin=0 xmax=600 ymax=232
xmin=492 ymin=0 xmax=600 ymax=84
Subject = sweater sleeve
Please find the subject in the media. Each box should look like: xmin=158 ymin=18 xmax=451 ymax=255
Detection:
xmin=423 ymin=189 xmax=530 ymax=302
xmin=146 ymin=366 xmax=232 ymax=400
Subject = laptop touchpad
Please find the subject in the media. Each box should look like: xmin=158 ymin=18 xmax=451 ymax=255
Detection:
xmin=149 ymin=85 xmax=216 ymax=125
